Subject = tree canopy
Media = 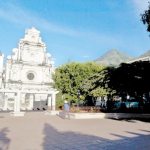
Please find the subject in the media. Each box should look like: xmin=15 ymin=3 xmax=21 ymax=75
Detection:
xmin=54 ymin=60 xmax=150 ymax=108
xmin=141 ymin=2 xmax=150 ymax=32
xmin=105 ymin=61 xmax=150 ymax=99
xmin=80 ymin=70 xmax=109 ymax=98
xmin=53 ymin=62 xmax=104 ymax=103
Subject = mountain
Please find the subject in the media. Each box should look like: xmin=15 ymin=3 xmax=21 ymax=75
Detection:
xmin=95 ymin=49 xmax=132 ymax=66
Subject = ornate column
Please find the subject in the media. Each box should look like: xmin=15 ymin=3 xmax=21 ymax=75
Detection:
xmin=45 ymin=91 xmax=59 ymax=115
xmin=29 ymin=94 xmax=34 ymax=110
xmin=11 ymin=91 xmax=25 ymax=116
xmin=0 ymin=54 xmax=4 ymax=88
xmin=3 ymin=93 xmax=8 ymax=111
xmin=51 ymin=93 xmax=56 ymax=111
xmin=14 ymin=92 xmax=21 ymax=112
xmin=47 ymin=95 xmax=52 ymax=110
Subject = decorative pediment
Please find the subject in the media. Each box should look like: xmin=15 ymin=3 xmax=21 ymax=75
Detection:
xmin=23 ymin=27 xmax=43 ymax=44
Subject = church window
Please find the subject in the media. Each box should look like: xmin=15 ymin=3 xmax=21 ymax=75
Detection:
xmin=27 ymin=73 xmax=35 ymax=80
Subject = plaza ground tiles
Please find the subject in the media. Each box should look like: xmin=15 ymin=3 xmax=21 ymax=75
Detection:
xmin=0 ymin=112 xmax=150 ymax=150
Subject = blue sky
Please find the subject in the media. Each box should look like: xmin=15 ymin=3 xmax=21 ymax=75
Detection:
xmin=0 ymin=0 xmax=150 ymax=66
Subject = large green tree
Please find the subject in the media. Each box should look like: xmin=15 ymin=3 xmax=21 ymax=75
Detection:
xmin=81 ymin=70 xmax=109 ymax=98
xmin=141 ymin=2 xmax=150 ymax=32
xmin=105 ymin=61 xmax=150 ymax=99
xmin=54 ymin=62 xmax=104 ymax=104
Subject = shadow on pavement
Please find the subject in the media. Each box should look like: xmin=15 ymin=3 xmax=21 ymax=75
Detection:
xmin=140 ymin=129 xmax=150 ymax=133
xmin=109 ymin=118 xmax=150 ymax=123
xmin=0 ymin=128 xmax=10 ymax=150
xmin=42 ymin=123 xmax=150 ymax=150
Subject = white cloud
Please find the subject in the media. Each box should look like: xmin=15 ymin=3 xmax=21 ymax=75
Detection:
xmin=0 ymin=3 xmax=80 ymax=36
xmin=0 ymin=2 xmax=122 ymax=47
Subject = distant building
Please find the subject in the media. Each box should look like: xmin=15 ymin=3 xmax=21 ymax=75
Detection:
xmin=0 ymin=27 xmax=58 ymax=116
xmin=127 ymin=56 xmax=150 ymax=63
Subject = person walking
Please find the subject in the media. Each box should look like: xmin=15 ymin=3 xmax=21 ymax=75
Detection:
xmin=64 ymin=100 xmax=70 ymax=119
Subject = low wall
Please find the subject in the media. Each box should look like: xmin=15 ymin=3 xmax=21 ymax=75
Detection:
xmin=106 ymin=113 xmax=150 ymax=120
xmin=59 ymin=112 xmax=106 ymax=119
xmin=69 ymin=112 xmax=105 ymax=119
xmin=58 ymin=111 xmax=150 ymax=120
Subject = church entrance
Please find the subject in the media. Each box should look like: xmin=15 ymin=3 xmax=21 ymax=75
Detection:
xmin=0 ymin=89 xmax=58 ymax=116
xmin=21 ymin=93 xmax=48 ymax=111
xmin=33 ymin=100 xmax=47 ymax=111
xmin=32 ymin=94 xmax=48 ymax=111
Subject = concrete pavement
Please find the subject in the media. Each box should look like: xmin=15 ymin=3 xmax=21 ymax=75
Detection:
xmin=0 ymin=112 xmax=150 ymax=150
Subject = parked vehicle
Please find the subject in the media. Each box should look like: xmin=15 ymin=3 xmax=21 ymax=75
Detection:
xmin=124 ymin=99 xmax=139 ymax=109
xmin=113 ymin=100 xmax=122 ymax=109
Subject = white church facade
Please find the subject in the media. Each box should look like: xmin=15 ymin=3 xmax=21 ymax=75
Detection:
xmin=0 ymin=27 xmax=58 ymax=116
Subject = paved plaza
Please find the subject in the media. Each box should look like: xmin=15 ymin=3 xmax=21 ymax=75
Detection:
xmin=0 ymin=112 xmax=150 ymax=150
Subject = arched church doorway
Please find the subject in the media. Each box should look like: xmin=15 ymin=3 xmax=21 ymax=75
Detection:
xmin=33 ymin=94 xmax=48 ymax=111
